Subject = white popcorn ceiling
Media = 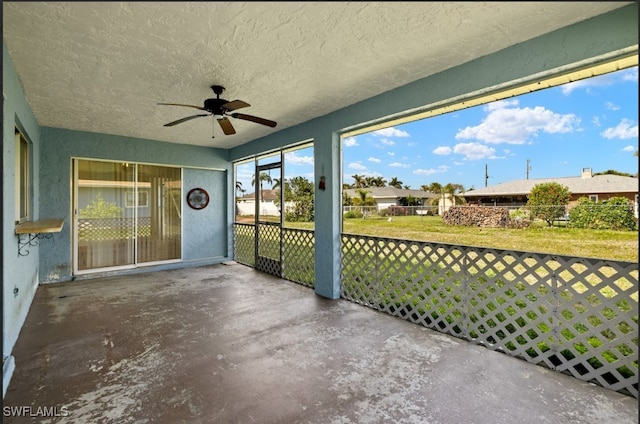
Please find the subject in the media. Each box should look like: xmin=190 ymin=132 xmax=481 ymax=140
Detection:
xmin=2 ymin=2 xmax=632 ymax=149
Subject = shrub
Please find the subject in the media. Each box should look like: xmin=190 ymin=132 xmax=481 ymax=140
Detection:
xmin=344 ymin=210 xmax=364 ymax=219
xmin=569 ymin=197 xmax=637 ymax=230
xmin=527 ymin=182 xmax=571 ymax=226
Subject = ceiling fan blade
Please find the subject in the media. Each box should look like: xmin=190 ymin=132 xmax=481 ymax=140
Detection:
xmin=163 ymin=114 xmax=210 ymax=127
xmin=217 ymin=117 xmax=236 ymax=135
xmin=222 ymin=100 xmax=251 ymax=111
xmin=230 ymin=113 xmax=277 ymax=128
xmin=158 ymin=103 xmax=207 ymax=111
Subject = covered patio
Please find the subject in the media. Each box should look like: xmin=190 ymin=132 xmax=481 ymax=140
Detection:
xmin=3 ymin=263 xmax=637 ymax=423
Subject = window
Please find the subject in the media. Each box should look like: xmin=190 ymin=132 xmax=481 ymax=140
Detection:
xmin=125 ymin=190 xmax=149 ymax=208
xmin=15 ymin=128 xmax=30 ymax=222
xmin=589 ymin=195 xmax=598 ymax=202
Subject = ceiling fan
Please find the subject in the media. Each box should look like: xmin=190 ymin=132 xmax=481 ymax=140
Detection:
xmin=158 ymin=85 xmax=277 ymax=138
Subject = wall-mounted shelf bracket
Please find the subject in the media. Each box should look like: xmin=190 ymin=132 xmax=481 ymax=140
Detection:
xmin=15 ymin=219 xmax=64 ymax=257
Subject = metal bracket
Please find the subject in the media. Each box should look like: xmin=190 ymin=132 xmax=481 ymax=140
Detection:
xmin=18 ymin=233 xmax=54 ymax=257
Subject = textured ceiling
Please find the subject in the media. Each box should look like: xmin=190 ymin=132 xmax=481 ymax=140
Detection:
xmin=2 ymin=2 xmax=632 ymax=149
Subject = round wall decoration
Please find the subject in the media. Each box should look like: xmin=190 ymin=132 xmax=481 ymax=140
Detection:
xmin=187 ymin=188 xmax=210 ymax=210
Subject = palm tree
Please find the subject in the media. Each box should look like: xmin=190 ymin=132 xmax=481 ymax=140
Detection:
xmin=389 ymin=177 xmax=403 ymax=188
xmin=424 ymin=182 xmax=466 ymax=213
xmin=235 ymin=181 xmax=244 ymax=197
xmin=353 ymin=188 xmax=376 ymax=217
xmin=367 ymin=176 xmax=387 ymax=187
xmin=352 ymin=174 xmax=367 ymax=188
xmin=443 ymin=183 xmax=467 ymax=206
xmin=251 ymin=172 xmax=273 ymax=199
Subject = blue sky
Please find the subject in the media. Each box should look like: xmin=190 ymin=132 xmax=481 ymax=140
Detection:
xmin=342 ymin=66 xmax=638 ymax=190
xmin=236 ymin=66 xmax=638 ymax=193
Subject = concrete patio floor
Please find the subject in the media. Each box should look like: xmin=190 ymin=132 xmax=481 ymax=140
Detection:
xmin=3 ymin=262 xmax=637 ymax=423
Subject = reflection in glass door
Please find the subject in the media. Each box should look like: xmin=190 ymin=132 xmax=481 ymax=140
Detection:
xmin=74 ymin=159 xmax=181 ymax=273
xmin=75 ymin=160 xmax=136 ymax=270
xmin=136 ymin=164 xmax=182 ymax=263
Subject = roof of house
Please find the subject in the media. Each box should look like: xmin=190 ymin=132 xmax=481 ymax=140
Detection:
xmin=237 ymin=189 xmax=279 ymax=201
xmin=464 ymin=172 xmax=638 ymax=198
xmin=343 ymin=187 xmax=436 ymax=200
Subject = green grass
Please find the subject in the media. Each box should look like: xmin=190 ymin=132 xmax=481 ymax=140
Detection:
xmin=236 ymin=219 xmax=638 ymax=382
xmin=335 ymin=215 xmax=638 ymax=262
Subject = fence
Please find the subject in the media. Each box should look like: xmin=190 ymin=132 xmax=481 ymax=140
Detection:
xmin=341 ymin=233 xmax=638 ymax=397
xmin=232 ymin=223 xmax=638 ymax=397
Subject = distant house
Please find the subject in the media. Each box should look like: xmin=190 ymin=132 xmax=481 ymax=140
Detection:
xmin=464 ymin=168 xmax=639 ymax=216
xmin=236 ymin=189 xmax=281 ymax=216
xmin=342 ymin=187 xmax=437 ymax=212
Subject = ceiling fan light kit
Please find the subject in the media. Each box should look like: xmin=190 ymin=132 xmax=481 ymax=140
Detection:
xmin=158 ymin=85 xmax=277 ymax=138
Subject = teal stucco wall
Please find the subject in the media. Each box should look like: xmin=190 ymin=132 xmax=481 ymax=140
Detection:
xmin=3 ymin=3 xmax=637 ymax=397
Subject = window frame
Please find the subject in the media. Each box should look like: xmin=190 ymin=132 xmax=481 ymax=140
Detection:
xmin=15 ymin=128 xmax=31 ymax=223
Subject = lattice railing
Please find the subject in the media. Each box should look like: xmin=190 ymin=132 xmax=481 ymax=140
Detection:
xmin=233 ymin=223 xmax=255 ymax=267
xmin=340 ymin=233 xmax=638 ymax=398
xmin=233 ymin=224 xmax=315 ymax=288
xmin=282 ymin=228 xmax=315 ymax=288
xmin=256 ymin=223 xmax=282 ymax=276
xmin=78 ymin=217 xmax=152 ymax=240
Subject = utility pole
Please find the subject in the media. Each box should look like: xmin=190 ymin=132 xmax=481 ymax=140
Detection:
xmin=526 ymin=159 xmax=531 ymax=179
xmin=485 ymin=164 xmax=489 ymax=187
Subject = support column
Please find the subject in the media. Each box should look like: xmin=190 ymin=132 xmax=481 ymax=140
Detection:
xmin=313 ymin=131 xmax=341 ymax=299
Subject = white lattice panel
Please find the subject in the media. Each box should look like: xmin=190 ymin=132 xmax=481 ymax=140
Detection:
xmin=283 ymin=228 xmax=315 ymax=288
xmin=340 ymin=233 xmax=638 ymax=398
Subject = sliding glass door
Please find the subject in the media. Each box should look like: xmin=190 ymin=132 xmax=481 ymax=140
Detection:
xmin=73 ymin=159 xmax=181 ymax=273
xmin=136 ymin=164 xmax=181 ymax=264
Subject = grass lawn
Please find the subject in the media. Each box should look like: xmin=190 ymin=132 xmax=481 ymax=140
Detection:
xmin=283 ymin=215 xmax=638 ymax=262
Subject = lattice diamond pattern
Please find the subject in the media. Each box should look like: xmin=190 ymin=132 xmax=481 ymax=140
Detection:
xmin=234 ymin=224 xmax=315 ymax=288
xmin=282 ymin=228 xmax=315 ymax=288
xmin=340 ymin=234 xmax=638 ymax=398
xmin=256 ymin=223 xmax=282 ymax=277
xmin=233 ymin=223 xmax=255 ymax=266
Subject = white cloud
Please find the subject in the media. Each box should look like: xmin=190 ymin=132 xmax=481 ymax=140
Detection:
xmin=389 ymin=162 xmax=410 ymax=168
xmin=592 ymin=116 xmax=601 ymax=127
xmin=485 ymin=99 xmax=518 ymax=111
xmin=372 ymin=127 xmax=410 ymax=137
xmin=413 ymin=165 xmax=450 ymax=176
xmin=348 ymin=162 xmax=367 ymax=171
xmin=561 ymin=79 xmax=593 ymax=95
xmin=605 ymin=101 xmax=620 ymax=111
xmin=343 ymin=137 xmax=358 ymax=147
xmin=622 ymin=145 xmax=636 ymax=152
xmin=368 ymin=157 xmax=381 ymax=163
xmin=433 ymin=146 xmax=452 ymax=155
xmin=453 ymin=143 xmax=496 ymax=160
xmin=456 ymin=102 xmax=580 ymax=144
xmin=379 ymin=138 xmax=395 ymax=146
xmin=285 ymin=151 xmax=314 ymax=165
xmin=601 ymin=118 xmax=638 ymax=139
xmin=562 ymin=68 xmax=638 ymax=94
xmin=622 ymin=67 xmax=638 ymax=83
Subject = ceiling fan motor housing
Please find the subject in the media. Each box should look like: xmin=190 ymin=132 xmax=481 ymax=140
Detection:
xmin=204 ymin=98 xmax=228 ymax=114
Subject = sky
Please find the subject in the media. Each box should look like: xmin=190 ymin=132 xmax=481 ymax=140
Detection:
xmin=236 ymin=66 xmax=638 ymax=193
xmin=342 ymin=66 xmax=638 ymax=191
